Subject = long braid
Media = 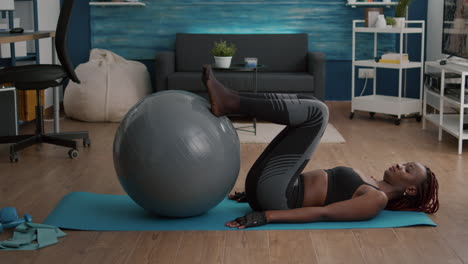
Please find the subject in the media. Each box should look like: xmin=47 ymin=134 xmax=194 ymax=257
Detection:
xmin=385 ymin=166 xmax=439 ymax=214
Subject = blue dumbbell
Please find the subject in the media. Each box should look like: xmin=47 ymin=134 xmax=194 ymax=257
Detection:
xmin=0 ymin=213 xmax=32 ymax=232
xmin=0 ymin=213 xmax=32 ymax=233
xmin=0 ymin=207 xmax=18 ymax=223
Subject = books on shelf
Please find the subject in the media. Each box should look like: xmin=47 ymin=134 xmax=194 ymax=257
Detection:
xmin=382 ymin=53 xmax=409 ymax=60
xmin=379 ymin=53 xmax=409 ymax=64
xmin=379 ymin=59 xmax=409 ymax=64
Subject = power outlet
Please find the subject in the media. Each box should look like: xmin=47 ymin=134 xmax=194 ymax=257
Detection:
xmin=358 ymin=69 xmax=375 ymax=79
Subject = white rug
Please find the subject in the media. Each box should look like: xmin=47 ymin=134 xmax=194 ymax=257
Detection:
xmin=234 ymin=122 xmax=346 ymax=144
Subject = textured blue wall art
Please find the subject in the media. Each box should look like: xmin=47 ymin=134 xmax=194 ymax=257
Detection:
xmin=90 ymin=0 xmax=396 ymax=60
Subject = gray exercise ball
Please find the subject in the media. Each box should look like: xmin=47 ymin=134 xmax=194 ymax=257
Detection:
xmin=113 ymin=90 xmax=240 ymax=217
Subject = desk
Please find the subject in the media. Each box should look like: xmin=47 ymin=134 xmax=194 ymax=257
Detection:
xmin=0 ymin=31 xmax=55 ymax=44
xmin=0 ymin=31 xmax=60 ymax=133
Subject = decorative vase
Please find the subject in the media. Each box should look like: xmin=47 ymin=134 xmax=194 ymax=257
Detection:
xmin=214 ymin=56 xmax=232 ymax=68
xmin=375 ymin=15 xmax=387 ymax=28
xmin=394 ymin=17 xmax=405 ymax=28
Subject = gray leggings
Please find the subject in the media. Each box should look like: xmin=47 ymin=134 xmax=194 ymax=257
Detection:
xmin=238 ymin=93 xmax=329 ymax=211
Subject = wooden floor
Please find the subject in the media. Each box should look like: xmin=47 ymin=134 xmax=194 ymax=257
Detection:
xmin=1 ymin=101 xmax=467 ymax=264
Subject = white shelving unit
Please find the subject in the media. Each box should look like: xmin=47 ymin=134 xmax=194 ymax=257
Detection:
xmin=89 ymin=1 xmax=146 ymax=6
xmin=350 ymin=19 xmax=425 ymax=125
xmin=423 ymin=61 xmax=468 ymax=154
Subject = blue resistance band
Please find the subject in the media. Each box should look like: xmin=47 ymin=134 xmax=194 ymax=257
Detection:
xmin=0 ymin=223 xmax=66 ymax=250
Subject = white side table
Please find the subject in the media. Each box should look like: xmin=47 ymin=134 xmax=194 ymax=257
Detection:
xmin=423 ymin=61 xmax=468 ymax=154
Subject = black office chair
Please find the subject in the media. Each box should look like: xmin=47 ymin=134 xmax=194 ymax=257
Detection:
xmin=0 ymin=0 xmax=90 ymax=162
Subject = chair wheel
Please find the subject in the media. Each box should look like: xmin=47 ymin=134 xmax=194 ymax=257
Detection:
xmin=349 ymin=112 xmax=354 ymax=119
xmin=416 ymin=115 xmax=422 ymax=122
xmin=10 ymin=153 xmax=19 ymax=163
xmin=83 ymin=138 xmax=91 ymax=148
xmin=395 ymin=119 xmax=401 ymax=126
xmin=68 ymin=149 xmax=79 ymax=159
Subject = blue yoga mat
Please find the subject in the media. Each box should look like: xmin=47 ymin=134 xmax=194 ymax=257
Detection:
xmin=43 ymin=192 xmax=436 ymax=231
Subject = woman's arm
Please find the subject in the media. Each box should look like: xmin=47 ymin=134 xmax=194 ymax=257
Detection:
xmin=226 ymin=190 xmax=387 ymax=229
xmin=267 ymin=191 xmax=387 ymax=223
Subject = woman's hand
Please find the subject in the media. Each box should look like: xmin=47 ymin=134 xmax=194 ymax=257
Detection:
xmin=225 ymin=211 xmax=268 ymax=229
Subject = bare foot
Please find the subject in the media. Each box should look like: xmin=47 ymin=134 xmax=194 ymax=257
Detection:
xmin=202 ymin=65 xmax=239 ymax=116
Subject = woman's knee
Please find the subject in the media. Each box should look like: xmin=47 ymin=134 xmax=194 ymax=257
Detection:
xmin=306 ymin=100 xmax=329 ymax=125
xmin=316 ymin=101 xmax=329 ymax=122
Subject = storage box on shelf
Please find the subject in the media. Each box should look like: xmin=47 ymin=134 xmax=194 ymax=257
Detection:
xmin=0 ymin=0 xmax=14 ymax=10
xmin=350 ymin=19 xmax=425 ymax=125
xmin=423 ymin=61 xmax=468 ymax=154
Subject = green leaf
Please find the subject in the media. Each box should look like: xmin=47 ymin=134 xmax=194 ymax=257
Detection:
xmin=212 ymin=40 xmax=237 ymax=57
xmin=395 ymin=0 xmax=413 ymax=18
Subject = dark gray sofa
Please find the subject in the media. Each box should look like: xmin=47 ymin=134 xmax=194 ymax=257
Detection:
xmin=155 ymin=33 xmax=326 ymax=100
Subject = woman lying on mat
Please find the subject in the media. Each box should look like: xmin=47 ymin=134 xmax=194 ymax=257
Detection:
xmin=202 ymin=65 xmax=439 ymax=229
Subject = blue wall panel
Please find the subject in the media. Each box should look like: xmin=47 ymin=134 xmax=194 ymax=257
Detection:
xmin=90 ymin=0 xmax=395 ymax=60
xmin=68 ymin=0 xmax=428 ymax=100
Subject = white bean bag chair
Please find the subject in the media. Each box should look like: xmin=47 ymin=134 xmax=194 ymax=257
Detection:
xmin=64 ymin=49 xmax=151 ymax=122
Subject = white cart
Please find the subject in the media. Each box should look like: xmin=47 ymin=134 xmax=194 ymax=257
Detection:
xmin=350 ymin=20 xmax=425 ymax=125
xmin=423 ymin=61 xmax=468 ymax=154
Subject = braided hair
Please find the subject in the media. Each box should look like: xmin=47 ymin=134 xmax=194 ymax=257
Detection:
xmin=385 ymin=166 xmax=439 ymax=214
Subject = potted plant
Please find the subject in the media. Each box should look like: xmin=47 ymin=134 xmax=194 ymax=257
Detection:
xmin=394 ymin=0 xmax=412 ymax=28
xmin=386 ymin=16 xmax=396 ymax=27
xmin=212 ymin=40 xmax=236 ymax=68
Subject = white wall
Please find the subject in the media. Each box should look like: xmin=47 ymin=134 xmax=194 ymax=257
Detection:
xmin=37 ymin=0 xmax=60 ymax=108
xmin=15 ymin=0 xmax=60 ymax=108
xmin=426 ymin=0 xmax=445 ymax=61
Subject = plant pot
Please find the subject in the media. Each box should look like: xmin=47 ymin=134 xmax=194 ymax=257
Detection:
xmin=214 ymin=56 xmax=232 ymax=68
xmin=393 ymin=17 xmax=405 ymax=28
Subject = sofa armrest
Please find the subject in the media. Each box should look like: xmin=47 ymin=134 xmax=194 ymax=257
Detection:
xmin=307 ymin=52 xmax=326 ymax=101
xmin=155 ymin=51 xmax=175 ymax=92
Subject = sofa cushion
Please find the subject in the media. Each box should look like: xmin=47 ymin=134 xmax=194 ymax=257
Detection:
xmin=167 ymin=72 xmax=314 ymax=93
xmin=176 ymin=33 xmax=308 ymax=73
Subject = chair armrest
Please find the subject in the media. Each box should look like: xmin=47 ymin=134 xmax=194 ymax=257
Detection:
xmin=307 ymin=52 xmax=326 ymax=101
xmin=155 ymin=51 xmax=175 ymax=92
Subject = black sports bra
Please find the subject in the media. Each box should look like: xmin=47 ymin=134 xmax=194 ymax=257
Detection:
xmin=324 ymin=166 xmax=380 ymax=205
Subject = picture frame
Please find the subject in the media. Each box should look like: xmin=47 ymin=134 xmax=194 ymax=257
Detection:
xmin=365 ymin=8 xmax=384 ymax=27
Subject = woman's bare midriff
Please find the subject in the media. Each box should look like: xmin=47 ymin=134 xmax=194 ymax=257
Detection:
xmin=301 ymin=169 xmax=328 ymax=207
xmin=301 ymin=168 xmax=381 ymax=207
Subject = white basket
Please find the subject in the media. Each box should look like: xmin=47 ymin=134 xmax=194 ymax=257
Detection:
xmin=214 ymin=56 xmax=232 ymax=68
